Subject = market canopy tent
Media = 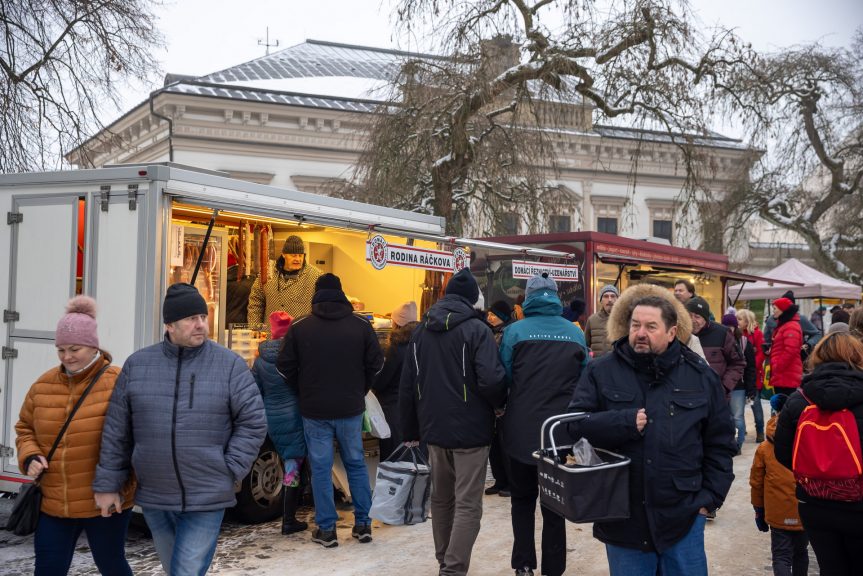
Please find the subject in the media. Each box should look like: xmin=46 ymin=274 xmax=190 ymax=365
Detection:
xmin=732 ymin=258 xmax=861 ymax=301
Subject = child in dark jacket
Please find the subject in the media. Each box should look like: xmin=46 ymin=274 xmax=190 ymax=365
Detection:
xmin=252 ymin=311 xmax=307 ymax=535
xmin=750 ymin=394 xmax=808 ymax=575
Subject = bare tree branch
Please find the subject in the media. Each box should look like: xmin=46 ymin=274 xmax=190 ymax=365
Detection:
xmin=0 ymin=0 xmax=163 ymax=172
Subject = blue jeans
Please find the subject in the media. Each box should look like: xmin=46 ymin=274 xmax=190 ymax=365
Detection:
xmin=34 ymin=509 xmax=133 ymax=576
xmin=729 ymin=390 xmax=746 ymax=449
xmin=605 ymin=514 xmax=707 ymax=576
xmin=751 ymin=396 xmax=765 ymax=436
xmin=142 ymin=508 xmax=225 ymax=576
xmin=303 ymin=414 xmax=371 ymax=530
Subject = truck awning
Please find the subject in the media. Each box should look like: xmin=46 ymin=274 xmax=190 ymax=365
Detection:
xmin=595 ymin=253 xmax=804 ymax=285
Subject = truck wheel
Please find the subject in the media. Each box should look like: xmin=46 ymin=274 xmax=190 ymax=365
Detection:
xmin=232 ymin=438 xmax=283 ymax=524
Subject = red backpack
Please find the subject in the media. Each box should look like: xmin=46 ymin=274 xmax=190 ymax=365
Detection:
xmin=792 ymin=392 xmax=863 ymax=501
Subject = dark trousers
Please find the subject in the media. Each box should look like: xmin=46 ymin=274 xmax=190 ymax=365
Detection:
xmin=770 ymin=528 xmax=809 ymax=576
xmin=34 ymin=509 xmax=133 ymax=576
xmin=488 ymin=419 xmax=510 ymax=489
xmin=799 ymin=502 xmax=863 ymax=576
xmin=509 ymin=457 xmax=566 ymax=576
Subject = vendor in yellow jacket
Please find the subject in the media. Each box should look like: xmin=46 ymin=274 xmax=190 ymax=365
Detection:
xmin=15 ymin=295 xmax=135 ymax=575
xmin=749 ymin=393 xmax=809 ymax=576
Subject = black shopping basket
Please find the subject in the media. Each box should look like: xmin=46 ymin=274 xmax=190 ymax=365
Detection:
xmin=532 ymin=412 xmax=631 ymax=523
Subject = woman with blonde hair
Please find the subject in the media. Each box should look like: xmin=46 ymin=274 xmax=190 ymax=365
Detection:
xmin=774 ymin=332 xmax=863 ymax=575
xmin=15 ymin=296 xmax=135 ymax=575
xmin=849 ymin=307 xmax=863 ymax=342
xmin=737 ymin=308 xmax=766 ymax=442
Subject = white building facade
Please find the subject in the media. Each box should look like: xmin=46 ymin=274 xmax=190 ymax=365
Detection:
xmin=69 ymin=40 xmax=753 ymax=251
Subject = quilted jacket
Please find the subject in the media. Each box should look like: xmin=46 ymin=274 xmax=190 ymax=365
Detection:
xmin=16 ymin=353 xmax=135 ymax=518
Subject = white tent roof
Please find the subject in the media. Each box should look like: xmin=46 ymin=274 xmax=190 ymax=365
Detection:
xmin=732 ymin=258 xmax=861 ymax=301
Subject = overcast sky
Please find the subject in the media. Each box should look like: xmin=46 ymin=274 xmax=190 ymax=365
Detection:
xmin=155 ymin=0 xmax=861 ymax=78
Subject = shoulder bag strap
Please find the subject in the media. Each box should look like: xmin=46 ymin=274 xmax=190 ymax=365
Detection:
xmin=45 ymin=363 xmax=111 ymax=463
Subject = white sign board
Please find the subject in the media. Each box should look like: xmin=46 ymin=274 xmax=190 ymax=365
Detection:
xmin=511 ymin=260 xmax=579 ymax=281
xmin=366 ymin=234 xmax=470 ymax=273
xmin=170 ymin=224 xmax=184 ymax=267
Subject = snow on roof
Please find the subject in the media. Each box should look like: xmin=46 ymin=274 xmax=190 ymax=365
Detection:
xmin=163 ymin=39 xmax=743 ymax=149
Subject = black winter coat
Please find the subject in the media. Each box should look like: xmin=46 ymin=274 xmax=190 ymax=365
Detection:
xmin=399 ymin=294 xmax=506 ymax=449
xmin=774 ymin=362 xmax=863 ymax=514
xmin=276 ymin=289 xmax=384 ymax=420
xmin=734 ymin=336 xmax=757 ymax=395
xmin=568 ymin=338 xmax=736 ymax=553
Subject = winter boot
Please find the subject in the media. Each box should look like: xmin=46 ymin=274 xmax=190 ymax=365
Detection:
xmin=281 ymin=485 xmax=308 ymax=535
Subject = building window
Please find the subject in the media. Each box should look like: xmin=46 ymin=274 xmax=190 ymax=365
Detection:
xmin=550 ymin=215 xmax=570 ymax=233
xmin=653 ymin=219 xmax=673 ymax=241
xmin=591 ymin=195 xmax=625 ymax=235
xmin=598 ymin=217 xmax=618 ymax=235
xmin=646 ymin=199 xmax=676 ymax=244
xmin=499 ymin=213 xmax=519 ymax=236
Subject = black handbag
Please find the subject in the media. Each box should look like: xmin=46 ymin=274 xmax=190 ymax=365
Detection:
xmin=5 ymin=364 xmax=110 ymax=536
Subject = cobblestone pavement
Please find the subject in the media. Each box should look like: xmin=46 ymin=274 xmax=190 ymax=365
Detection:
xmin=1 ymin=403 xmax=821 ymax=574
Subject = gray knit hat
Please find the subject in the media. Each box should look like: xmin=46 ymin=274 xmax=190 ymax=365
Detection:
xmin=599 ymin=284 xmax=619 ymax=299
xmin=525 ymin=273 xmax=557 ymax=298
xmin=282 ymin=235 xmax=305 ymax=254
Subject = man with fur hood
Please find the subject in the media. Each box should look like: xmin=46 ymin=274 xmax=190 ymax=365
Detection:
xmin=567 ymin=287 xmax=736 ymax=575
xmin=605 ymin=284 xmax=707 ymax=360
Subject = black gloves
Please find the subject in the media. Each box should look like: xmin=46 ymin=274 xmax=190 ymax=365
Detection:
xmin=754 ymin=506 xmax=769 ymax=532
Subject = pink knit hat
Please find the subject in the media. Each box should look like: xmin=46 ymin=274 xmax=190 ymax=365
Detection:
xmin=391 ymin=301 xmax=417 ymax=327
xmin=55 ymin=295 xmax=99 ymax=348
xmin=269 ymin=311 xmax=293 ymax=340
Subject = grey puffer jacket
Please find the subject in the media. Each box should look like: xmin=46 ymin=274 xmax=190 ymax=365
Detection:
xmin=93 ymin=337 xmax=266 ymax=512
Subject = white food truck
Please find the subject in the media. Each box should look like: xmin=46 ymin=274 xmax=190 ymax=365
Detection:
xmin=0 ymin=163 xmax=569 ymax=522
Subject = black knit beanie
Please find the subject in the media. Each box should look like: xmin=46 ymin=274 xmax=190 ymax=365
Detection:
xmin=489 ymin=300 xmax=512 ymax=323
xmin=163 ymin=283 xmax=208 ymax=324
xmin=445 ymin=268 xmax=479 ymax=304
xmin=315 ymin=273 xmax=342 ymax=292
xmin=685 ymin=296 xmax=711 ymax=324
xmin=781 ymin=290 xmax=796 ymax=303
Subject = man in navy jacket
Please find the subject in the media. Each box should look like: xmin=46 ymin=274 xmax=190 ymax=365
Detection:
xmin=568 ymin=294 xmax=735 ymax=576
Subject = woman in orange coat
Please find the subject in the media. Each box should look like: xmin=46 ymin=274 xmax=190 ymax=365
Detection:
xmin=15 ymin=296 xmax=135 ymax=576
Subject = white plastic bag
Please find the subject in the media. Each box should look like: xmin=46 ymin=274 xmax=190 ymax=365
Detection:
xmin=568 ymin=437 xmax=604 ymax=466
xmin=365 ymin=391 xmax=391 ymax=439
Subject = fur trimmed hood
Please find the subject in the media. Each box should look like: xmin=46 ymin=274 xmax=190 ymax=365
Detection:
xmin=606 ymin=283 xmax=693 ymax=344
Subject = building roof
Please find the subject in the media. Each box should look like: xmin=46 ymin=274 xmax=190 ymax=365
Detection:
xmin=158 ymin=39 xmax=745 ymax=151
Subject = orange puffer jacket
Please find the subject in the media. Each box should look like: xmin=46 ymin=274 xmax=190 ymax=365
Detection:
xmin=749 ymin=415 xmax=803 ymax=530
xmin=15 ymin=353 xmax=135 ymax=518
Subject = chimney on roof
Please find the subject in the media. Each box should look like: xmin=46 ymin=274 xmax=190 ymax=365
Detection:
xmin=479 ymin=35 xmax=519 ymax=80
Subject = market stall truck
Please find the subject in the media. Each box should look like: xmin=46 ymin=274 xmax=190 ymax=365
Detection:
xmin=0 ymin=164 xmax=448 ymax=523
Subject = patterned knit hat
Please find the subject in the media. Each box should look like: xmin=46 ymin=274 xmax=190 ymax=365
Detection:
xmin=55 ymin=295 xmax=99 ymax=348
xmin=282 ymin=235 xmax=305 ymax=254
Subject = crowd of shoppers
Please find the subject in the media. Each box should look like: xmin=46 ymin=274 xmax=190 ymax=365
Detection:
xmin=12 ymin=259 xmax=863 ymax=576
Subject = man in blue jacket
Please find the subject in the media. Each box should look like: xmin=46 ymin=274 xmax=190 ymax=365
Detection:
xmin=94 ymin=283 xmax=267 ymax=576
xmin=568 ymin=294 xmax=735 ymax=576
xmin=401 ymin=268 xmax=506 ymax=576
xmin=500 ymin=273 xmax=588 ymax=576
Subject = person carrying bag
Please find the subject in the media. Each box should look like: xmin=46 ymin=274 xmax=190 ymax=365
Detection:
xmin=369 ymin=444 xmax=431 ymax=525
xmin=10 ymin=296 xmax=135 ymax=575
